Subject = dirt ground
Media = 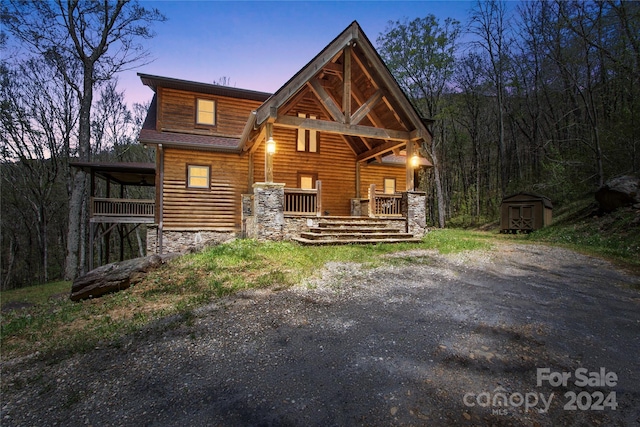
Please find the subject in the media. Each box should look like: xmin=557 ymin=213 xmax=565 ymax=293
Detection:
xmin=2 ymin=243 xmax=639 ymax=426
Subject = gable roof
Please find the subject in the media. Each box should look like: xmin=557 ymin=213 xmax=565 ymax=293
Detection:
xmin=257 ymin=21 xmax=429 ymax=131
xmin=243 ymin=21 xmax=432 ymax=160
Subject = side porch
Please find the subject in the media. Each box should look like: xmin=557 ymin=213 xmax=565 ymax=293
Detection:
xmin=71 ymin=162 xmax=156 ymax=270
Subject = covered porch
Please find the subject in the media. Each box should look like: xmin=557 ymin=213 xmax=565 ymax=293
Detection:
xmin=239 ymin=21 xmax=432 ymax=242
xmin=71 ymin=162 xmax=156 ymax=270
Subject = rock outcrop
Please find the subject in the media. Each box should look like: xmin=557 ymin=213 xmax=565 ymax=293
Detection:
xmin=595 ymin=175 xmax=640 ymax=212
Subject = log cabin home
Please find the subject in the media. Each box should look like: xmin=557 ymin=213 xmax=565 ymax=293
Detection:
xmin=80 ymin=21 xmax=433 ymax=264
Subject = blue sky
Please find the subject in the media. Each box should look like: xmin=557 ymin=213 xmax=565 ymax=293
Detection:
xmin=122 ymin=0 xmax=480 ymax=106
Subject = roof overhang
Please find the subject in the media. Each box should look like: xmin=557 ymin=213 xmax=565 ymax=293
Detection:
xmin=138 ymin=73 xmax=272 ymax=102
xmin=71 ymin=162 xmax=156 ymax=186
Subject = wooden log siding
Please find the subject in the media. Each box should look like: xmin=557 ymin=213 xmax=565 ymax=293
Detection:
xmin=162 ymin=148 xmax=248 ymax=230
xmin=359 ymin=163 xmax=406 ymax=199
xmin=158 ymin=88 xmax=263 ymax=136
xmin=253 ymin=128 xmax=356 ymax=216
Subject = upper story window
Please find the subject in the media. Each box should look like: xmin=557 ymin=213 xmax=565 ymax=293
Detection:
xmin=187 ymin=165 xmax=210 ymax=189
xmin=297 ymin=113 xmax=318 ymax=152
xmin=196 ymin=99 xmax=216 ymax=126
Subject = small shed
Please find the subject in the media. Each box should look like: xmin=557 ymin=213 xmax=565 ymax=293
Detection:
xmin=500 ymin=192 xmax=552 ymax=233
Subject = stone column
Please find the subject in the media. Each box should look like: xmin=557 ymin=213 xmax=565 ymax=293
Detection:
xmin=252 ymin=182 xmax=285 ymax=241
xmin=146 ymin=224 xmax=158 ymax=254
xmin=402 ymin=191 xmax=427 ymax=237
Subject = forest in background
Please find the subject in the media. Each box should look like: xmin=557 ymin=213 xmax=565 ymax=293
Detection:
xmin=1 ymin=1 xmax=639 ymax=289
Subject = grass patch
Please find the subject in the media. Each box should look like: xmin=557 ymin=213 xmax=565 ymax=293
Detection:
xmin=0 ymin=234 xmax=493 ymax=361
xmin=1 ymin=281 xmax=70 ymax=306
xmin=421 ymin=228 xmax=494 ymax=253
xmin=525 ymin=208 xmax=640 ymax=267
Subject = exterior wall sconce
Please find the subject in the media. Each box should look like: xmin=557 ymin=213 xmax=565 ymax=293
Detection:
xmin=266 ymin=137 xmax=276 ymax=154
xmin=410 ymin=153 xmax=421 ymax=168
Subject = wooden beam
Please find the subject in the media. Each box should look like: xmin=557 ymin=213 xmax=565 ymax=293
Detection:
xmin=277 ymin=86 xmax=312 ymax=118
xmin=343 ymin=45 xmax=352 ymax=124
xmin=409 ymin=128 xmax=428 ymax=141
xmin=332 ymin=50 xmax=386 ymax=129
xmin=275 ymin=115 xmax=410 ymax=142
xmin=249 ymin=126 xmax=266 ymax=154
xmin=356 ymin=140 xmax=407 ymax=162
xmin=309 ymin=78 xmax=344 ymax=123
xmin=255 ymin=27 xmax=356 ymax=124
xmin=350 ymin=90 xmax=382 ymax=125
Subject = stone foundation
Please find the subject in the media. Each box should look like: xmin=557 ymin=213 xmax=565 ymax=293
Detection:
xmin=147 ymin=225 xmax=236 ymax=254
xmin=149 ymin=187 xmax=426 ymax=249
xmin=283 ymin=216 xmax=320 ymax=240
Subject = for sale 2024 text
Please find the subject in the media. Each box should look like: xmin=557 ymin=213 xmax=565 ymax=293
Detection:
xmin=537 ymin=367 xmax=618 ymax=411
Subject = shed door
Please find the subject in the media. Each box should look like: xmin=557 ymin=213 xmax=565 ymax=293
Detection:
xmin=509 ymin=205 xmax=534 ymax=230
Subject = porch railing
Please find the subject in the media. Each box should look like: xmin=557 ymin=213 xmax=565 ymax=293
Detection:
xmin=284 ymin=181 xmax=322 ymax=216
xmin=368 ymin=184 xmax=402 ymax=217
xmin=91 ymin=197 xmax=155 ymax=219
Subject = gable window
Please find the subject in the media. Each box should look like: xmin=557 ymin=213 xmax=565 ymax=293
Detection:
xmin=383 ymin=178 xmax=396 ymax=194
xmin=187 ymin=165 xmax=210 ymax=189
xmin=297 ymin=113 xmax=318 ymax=152
xmin=196 ymin=99 xmax=216 ymax=126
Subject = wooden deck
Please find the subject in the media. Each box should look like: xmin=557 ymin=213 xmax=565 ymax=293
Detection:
xmin=90 ymin=197 xmax=155 ymax=223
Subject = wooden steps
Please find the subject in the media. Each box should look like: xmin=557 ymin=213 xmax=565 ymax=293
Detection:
xmin=292 ymin=217 xmax=422 ymax=245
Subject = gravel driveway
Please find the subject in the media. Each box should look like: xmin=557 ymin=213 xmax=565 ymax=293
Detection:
xmin=2 ymin=243 xmax=640 ymax=426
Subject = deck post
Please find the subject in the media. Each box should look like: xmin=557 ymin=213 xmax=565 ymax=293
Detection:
xmin=368 ymin=184 xmax=376 ymax=217
xmin=316 ymin=180 xmax=322 ymax=216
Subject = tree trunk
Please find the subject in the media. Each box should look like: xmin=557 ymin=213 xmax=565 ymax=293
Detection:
xmin=428 ymin=143 xmax=446 ymax=228
xmin=64 ymin=170 xmax=86 ymax=280
xmin=64 ymin=63 xmax=94 ymax=280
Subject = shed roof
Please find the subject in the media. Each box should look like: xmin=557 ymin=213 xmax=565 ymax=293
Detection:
xmin=502 ymin=192 xmax=553 ymax=209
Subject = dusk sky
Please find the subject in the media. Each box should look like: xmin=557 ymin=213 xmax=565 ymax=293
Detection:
xmin=122 ymin=0 xmax=482 ymax=106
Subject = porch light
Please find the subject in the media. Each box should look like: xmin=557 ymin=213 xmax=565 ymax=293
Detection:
xmin=410 ymin=153 xmax=421 ymax=168
xmin=266 ymin=137 xmax=276 ymax=154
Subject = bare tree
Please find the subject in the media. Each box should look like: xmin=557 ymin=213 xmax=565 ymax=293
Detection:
xmin=470 ymin=0 xmax=512 ymax=195
xmin=1 ymin=57 xmax=76 ymax=285
xmin=2 ymin=0 xmax=165 ymax=279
